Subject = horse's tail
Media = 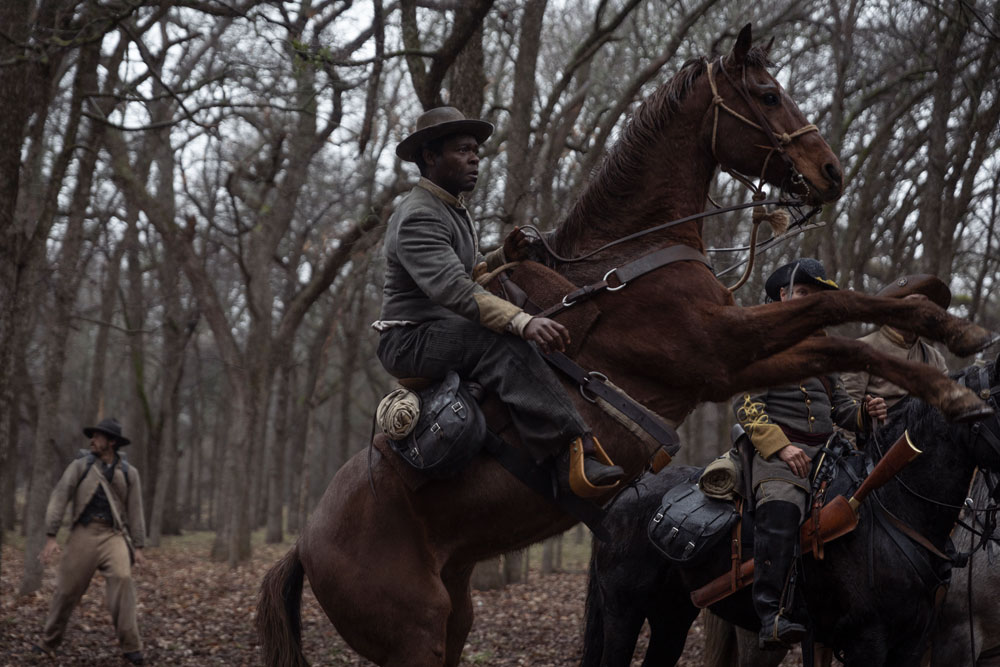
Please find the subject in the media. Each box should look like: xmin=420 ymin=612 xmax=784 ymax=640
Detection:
xmin=256 ymin=544 xmax=309 ymax=667
xmin=579 ymin=549 xmax=604 ymax=667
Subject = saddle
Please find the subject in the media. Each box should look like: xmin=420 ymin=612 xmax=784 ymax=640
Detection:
xmin=647 ymin=429 xmax=865 ymax=583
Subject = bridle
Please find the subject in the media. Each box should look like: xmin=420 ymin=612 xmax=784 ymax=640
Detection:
xmin=705 ymin=56 xmax=820 ymax=199
xmin=701 ymin=56 xmax=826 ymax=291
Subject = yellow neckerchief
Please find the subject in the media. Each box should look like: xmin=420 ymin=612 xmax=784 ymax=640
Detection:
xmin=417 ymin=177 xmax=466 ymax=209
xmin=880 ymin=325 xmax=916 ymax=349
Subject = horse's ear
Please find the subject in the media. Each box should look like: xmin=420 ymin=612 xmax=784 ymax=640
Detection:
xmin=764 ymin=35 xmax=775 ymax=58
xmin=731 ymin=23 xmax=753 ymax=64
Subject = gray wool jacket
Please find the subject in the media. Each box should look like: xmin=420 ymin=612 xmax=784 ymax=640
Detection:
xmin=379 ymin=179 xmax=523 ymax=332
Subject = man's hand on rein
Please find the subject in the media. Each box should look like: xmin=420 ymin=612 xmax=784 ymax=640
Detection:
xmin=503 ymin=226 xmax=536 ymax=262
xmin=524 ymin=317 xmax=571 ymax=354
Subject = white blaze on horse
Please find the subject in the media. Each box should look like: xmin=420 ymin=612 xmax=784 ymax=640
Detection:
xmin=257 ymin=24 xmax=997 ymax=667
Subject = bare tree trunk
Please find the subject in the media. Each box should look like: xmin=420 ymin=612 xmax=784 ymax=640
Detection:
xmin=266 ymin=364 xmax=292 ymax=543
xmin=209 ymin=396 xmax=229 ymax=532
xmin=85 ymin=241 xmax=126 ymax=423
xmin=471 ymin=557 xmax=505 ymax=591
xmin=1 ymin=410 xmax=16 ymax=531
xmin=20 ymin=43 xmax=104 ymax=592
xmin=0 ymin=0 xmax=65 ymax=569
xmin=149 ymin=391 xmax=180 ymax=545
xmin=296 ymin=408 xmax=319 ymax=532
xmin=504 ymin=551 xmax=524 ymax=584
xmin=501 ymin=0 xmax=547 ymax=226
xmin=541 ymin=537 xmax=557 ymax=574
xmin=122 ymin=209 xmax=149 ymax=516
xmin=286 ymin=422 xmax=303 ymax=534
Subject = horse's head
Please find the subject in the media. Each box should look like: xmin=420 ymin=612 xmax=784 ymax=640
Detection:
xmin=705 ymin=24 xmax=843 ymax=205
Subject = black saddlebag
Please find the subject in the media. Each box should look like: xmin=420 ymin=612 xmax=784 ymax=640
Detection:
xmin=648 ymin=482 xmax=740 ymax=564
xmin=389 ymin=370 xmax=487 ymax=478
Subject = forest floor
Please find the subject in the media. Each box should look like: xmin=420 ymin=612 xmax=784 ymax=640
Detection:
xmin=1 ymin=529 xmax=801 ymax=666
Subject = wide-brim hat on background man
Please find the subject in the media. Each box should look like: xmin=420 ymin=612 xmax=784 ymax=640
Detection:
xmin=396 ymin=106 xmax=494 ymax=162
xmin=764 ymin=258 xmax=839 ymax=301
xmin=83 ymin=417 xmax=131 ymax=447
xmin=876 ymin=274 xmax=951 ymax=310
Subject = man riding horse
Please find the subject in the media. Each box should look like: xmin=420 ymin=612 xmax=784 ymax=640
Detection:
xmin=734 ymin=258 xmax=888 ymax=648
xmin=842 ymin=274 xmax=951 ymax=414
xmin=373 ymin=106 xmax=624 ymax=495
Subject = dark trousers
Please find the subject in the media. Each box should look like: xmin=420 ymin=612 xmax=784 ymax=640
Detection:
xmin=377 ymin=318 xmax=587 ymax=461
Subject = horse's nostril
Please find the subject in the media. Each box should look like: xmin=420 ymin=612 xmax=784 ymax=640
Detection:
xmin=824 ymin=163 xmax=842 ymax=186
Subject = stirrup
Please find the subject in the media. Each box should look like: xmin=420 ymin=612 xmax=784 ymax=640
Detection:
xmin=569 ymin=436 xmax=620 ymax=498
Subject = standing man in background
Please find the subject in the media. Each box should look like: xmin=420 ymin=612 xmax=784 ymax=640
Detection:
xmin=34 ymin=417 xmax=146 ymax=665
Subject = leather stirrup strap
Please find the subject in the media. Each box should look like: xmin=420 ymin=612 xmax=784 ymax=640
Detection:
xmin=543 ymin=350 xmax=681 ymax=457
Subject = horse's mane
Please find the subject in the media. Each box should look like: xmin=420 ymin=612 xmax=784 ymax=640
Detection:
xmin=873 ymin=396 xmax=948 ymax=456
xmin=553 ymin=46 xmax=773 ymax=257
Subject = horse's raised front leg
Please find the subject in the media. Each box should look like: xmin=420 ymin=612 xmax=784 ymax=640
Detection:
xmin=727 ymin=293 xmax=998 ymax=359
xmin=717 ymin=335 xmax=990 ymax=421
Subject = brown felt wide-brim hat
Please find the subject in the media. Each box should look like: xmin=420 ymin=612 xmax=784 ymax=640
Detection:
xmin=396 ymin=106 xmax=494 ymax=162
xmin=83 ymin=417 xmax=131 ymax=446
xmin=877 ymin=274 xmax=951 ymax=309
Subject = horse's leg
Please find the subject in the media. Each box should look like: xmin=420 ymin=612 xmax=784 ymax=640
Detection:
xmin=723 ymin=292 xmax=998 ymax=359
xmin=595 ymin=598 xmax=648 ymax=667
xmin=641 ymin=583 xmax=699 ymax=667
xmin=441 ymin=563 xmax=475 ymax=667
xmin=717 ymin=335 xmax=990 ymax=421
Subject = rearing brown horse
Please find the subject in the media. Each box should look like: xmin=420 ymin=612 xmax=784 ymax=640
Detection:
xmin=257 ymin=25 xmax=997 ymax=667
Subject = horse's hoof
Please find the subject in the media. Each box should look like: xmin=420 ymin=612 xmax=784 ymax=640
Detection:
xmin=940 ymin=384 xmax=995 ymax=423
xmin=949 ymin=326 xmax=1000 ymax=357
xmin=953 ymin=402 xmax=995 ymax=423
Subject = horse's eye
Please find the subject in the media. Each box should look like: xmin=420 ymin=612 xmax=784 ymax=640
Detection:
xmin=762 ymin=92 xmax=780 ymax=107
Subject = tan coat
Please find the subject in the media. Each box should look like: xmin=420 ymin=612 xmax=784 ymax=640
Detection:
xmin=842 ymin=327 xmax=948 ymax=408
xmin=45 ymin=455 xmax=145 ymax=548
